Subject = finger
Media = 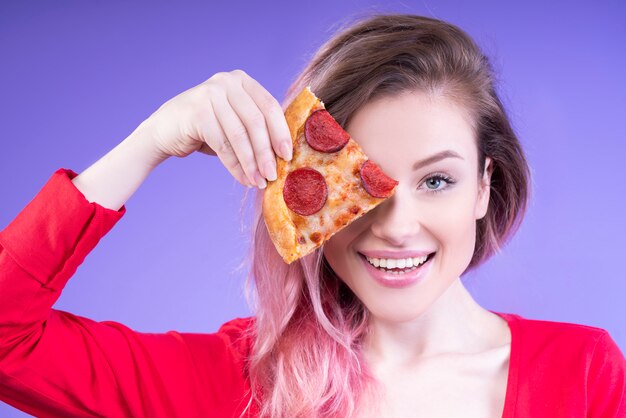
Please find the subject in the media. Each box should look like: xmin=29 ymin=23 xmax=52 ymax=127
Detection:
xmin=240 ymin=72 xmax=292 ymax=161
xmin=200 ymin=100 xmax=253 ymax=187
xmin=210 ymin=91 xmax=265 ymax=188
xmin=197 ymin=142 xmax=215 ymax=156
xmin=226 ymin=83 xmax=277 ymax=182
xmin=216 ymin=151 xmax=252 ymax=188
xmin=198 ymin=143 xmax=254 ymax=187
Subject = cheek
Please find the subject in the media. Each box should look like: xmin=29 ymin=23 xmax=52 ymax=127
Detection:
xmin=423 ymin=189 xmax=478 ymax=253
xmin=322 ymin=239 xmax=342 ymax=269
xmin=323 ymin=209 xmax=372 ymax=260
xmin=322 ymin=226 xmax=356 ymax=279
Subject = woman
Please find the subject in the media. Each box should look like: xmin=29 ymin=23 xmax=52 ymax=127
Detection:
xmin=0 ymin=13 xmax=624 ymax=418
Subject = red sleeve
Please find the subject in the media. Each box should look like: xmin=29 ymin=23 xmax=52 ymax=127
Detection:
xmin=587 ymin=330 xmax=626 ymax=417
xmin=0 ymin=169 xmax=254 ymax=417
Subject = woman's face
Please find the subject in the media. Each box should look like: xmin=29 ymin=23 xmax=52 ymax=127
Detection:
xmin=323 ymin=90 xmax=492 ymax=323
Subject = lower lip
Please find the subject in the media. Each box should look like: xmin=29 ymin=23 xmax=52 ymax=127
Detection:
xmin=359 ymin=253 xmax=435 ymax=289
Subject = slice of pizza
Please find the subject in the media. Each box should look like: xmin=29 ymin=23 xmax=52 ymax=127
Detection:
xmin=262 ymin=86 xmax=398 ymax=264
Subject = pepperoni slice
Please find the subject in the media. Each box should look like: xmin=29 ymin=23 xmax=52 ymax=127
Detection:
xmin=360 ymin=160 xmax=398 ymax=198
xmin=283 ymin=167 xmax=328 ymax=216
xmin=304 ymin=110 xmax=350 ymax=153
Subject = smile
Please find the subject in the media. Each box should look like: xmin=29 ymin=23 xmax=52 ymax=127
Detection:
xmin=358 ymin=252 xmax=436 ymax=288
xmin=365 ymin=255 xmax=430 ymax=273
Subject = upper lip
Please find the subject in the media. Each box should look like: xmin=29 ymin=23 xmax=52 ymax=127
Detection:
xmin=359 ymin=250 xmax=435 ymax=259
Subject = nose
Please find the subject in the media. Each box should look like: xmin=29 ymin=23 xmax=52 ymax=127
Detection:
xmin=370 ymin=188 xmax=421 ymax=246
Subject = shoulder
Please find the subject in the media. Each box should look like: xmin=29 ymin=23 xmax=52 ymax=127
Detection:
xmin=514 ymin=315 xmax=626 ymax=414
xmin=174 ymin=317 xmax=256 ymax=362
xmin=501 ymin=312 xmax=626 ymax=413
xmin=503 ymin=311 xmax=626 ymax=380
xmin=216 ymin=316 xmax=256 ymax=334
xmin=214 ymin=316 xmax=256 ymax=358
xmin=521 ymin=315 xmax=625 ymax=367
xmin=214 ymin=316 xmax=256 ymax=345
xmin=497 ymin=311 xmax=625 ymax=372
xmin=503 ymin=311 xmax=616 ymax=348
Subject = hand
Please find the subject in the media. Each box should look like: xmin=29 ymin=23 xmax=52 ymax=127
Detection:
xmin=139 ymin=70 xmax=292 ymax=188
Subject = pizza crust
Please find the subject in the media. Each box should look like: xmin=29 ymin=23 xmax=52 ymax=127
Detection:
xmin=263 ymin=87 xmax=322 ymax=263
xmin=263 ymin=86 xmax=394 ymax=264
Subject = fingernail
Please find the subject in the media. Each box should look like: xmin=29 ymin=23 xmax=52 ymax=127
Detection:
xmin=264 ymin=161 xmax=277 ymax=181
xmin=280 ymin=142 xmax=292 ymax=161
xmin=255 ymin=173 xmax=267 ymax=189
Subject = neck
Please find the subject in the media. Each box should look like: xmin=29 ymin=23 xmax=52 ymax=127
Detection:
xmin=363 ymin=277 xmax=505 ymax=367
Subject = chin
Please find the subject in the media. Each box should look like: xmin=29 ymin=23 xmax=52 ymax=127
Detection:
xmin=366 ymin=303 xmax=427 ymax=324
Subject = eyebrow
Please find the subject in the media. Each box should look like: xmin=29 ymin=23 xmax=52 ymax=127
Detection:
xmin=412 ymin=150 xmax=464 ymax=171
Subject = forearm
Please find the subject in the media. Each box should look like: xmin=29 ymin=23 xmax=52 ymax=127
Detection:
xmin=71 ymin=123 xmax=168 ymax=211
xmin=0 ymin=166 xmax=125 ymax=355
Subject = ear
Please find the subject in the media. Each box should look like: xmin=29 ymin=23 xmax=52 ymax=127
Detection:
xmin=475 ymin=157 xmax=493 ymax=220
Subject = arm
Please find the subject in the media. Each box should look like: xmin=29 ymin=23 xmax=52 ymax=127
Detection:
xmin=70 ymin=122 xmax=168 ymax=211
xmin=0 ymin=167 xmax=254 ymax=417
xmin=587 ymin=331 xmax=626 ymax=416
xmin=0 ymin=126 xmax=167 ymax=414
xmin=0 ymin=70 xmax=289 ymax=416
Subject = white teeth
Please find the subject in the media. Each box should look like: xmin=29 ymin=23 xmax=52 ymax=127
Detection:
xmin=365 ymin=255 xmax=430 ymax=269
xmin=389 ymin=266 xmax=417 ymax=275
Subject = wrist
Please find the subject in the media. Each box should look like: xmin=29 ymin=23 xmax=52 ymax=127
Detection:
xmin=124 ymin=122 xmax=170 ymax=169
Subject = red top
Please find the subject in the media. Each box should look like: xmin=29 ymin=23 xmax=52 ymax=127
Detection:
xmin=0 ymin=168 xmax=624 ymax=418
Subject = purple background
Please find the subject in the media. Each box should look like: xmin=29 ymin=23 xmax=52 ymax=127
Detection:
xmin=1 ymin=1 xmax=625 ymax=415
